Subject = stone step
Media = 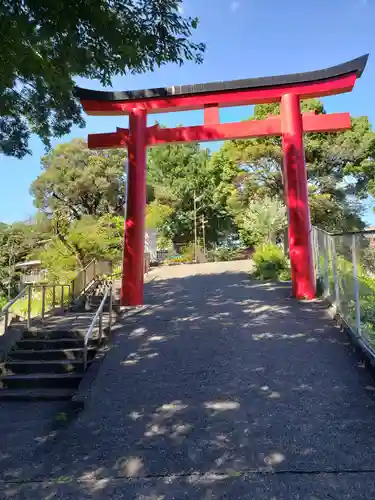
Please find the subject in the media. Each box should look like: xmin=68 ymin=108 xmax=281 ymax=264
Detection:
xmin=22 ymin=330 xmax=86 ymax=340
xmin=0 ymin=372 xmax=83 ymax=390
xmin=0 ymin=360 xmax=88 ymax=375
xmin=90 ymin=295 xmax=110 ymax=303
xmin=7 ymin=347 xmax=97 ymax=361
xmin=0 ymin=388 xmax=76 ymax=401
xmin=14 ymin=338 xmax=98 ymax=351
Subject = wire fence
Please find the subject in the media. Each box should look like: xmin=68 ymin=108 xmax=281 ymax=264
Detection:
xmin=312 ymin=226 xmax=375 ymax=350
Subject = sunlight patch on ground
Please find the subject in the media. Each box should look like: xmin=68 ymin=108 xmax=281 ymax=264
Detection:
xmin=115 ymin=456 xmax=144 ymax=477
xmin=145 ymin=423 xmax=167 ymax=437
xmin=252 ymin=332 xmax=306 ymax=340
xmin=147 ymin=335 xmax=166 ymax=342
xmin=158 ymin=402 xmax=188 ymax=412
xmin=128 ymin=411 xmax=143 ymax=421
xmin=129 ymin=327 xmax=148 ymax=338
xmin=264 ymin=452 xmax=285 ymax=466
xmin=204 ymin=401 xmax=240 ymax=411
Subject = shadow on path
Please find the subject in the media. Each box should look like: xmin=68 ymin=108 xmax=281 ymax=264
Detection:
xmin=1 ymin=266 xmax=375 ymax=498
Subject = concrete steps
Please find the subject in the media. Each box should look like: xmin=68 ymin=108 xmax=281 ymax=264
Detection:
xmin=0 ymin=372 xmax=82 ymax=390
xmin=15 ymin=338 xmax=99 ymax=350
xmin=6 ymin=347 xmax=97 ymax=361
xmin=0 ymin=294 xmax=110 ymax=400
xmin=0 ymin=388 xmax=76 ymax=401
xmin=1 ymin=360 xmax=87 ymax=375
xmin=22 ymin=329 xmax=86 ymax=340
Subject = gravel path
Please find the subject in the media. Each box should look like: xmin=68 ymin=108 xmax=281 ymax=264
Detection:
xmin=1 ymin=261 xmax=375 ymax=499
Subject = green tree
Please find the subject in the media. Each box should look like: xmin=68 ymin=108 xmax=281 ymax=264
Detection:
xmin=236 ymin=196 xmax=287 ymax=247
xmin=147 ymin=142 xmax=234 ymax=246
xmin=30 ymin=139 xmax=128 ymax=269
xmin=0 ymin=0 xmax=204 ymax=158
xmin=213 ymin=100 xmax=372 ymax=232
xmin=0 ymin=216 xmax=52 ymax=297
xmin=38 ymin=214 xmax=124 ymax=281
xmin=31 ymin=139 xmax=127 ymax=218
xmin=146 ymin=201 xmax=174 ymax=230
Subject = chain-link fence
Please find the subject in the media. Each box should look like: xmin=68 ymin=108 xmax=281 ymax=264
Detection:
xmin=312 ymin=226 xmax=375 ymax=350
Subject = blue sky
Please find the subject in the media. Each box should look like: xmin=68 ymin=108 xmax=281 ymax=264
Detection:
xmin=1 ymin=0 xmax=375 ymax=224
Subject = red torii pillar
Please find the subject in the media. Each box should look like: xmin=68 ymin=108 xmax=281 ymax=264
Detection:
xmin=74 ymin=54 xmax=368 ymax=305
xmin=281 ymin=94 xmax=315 ymax=298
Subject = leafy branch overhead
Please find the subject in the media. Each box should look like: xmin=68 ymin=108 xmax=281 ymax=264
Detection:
xmin=0 ymin=0 xmax=204 ymax=158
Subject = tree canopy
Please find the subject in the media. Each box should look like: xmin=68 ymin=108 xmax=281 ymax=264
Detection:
xmin=211 ymin=100 xmax=374 ymax=234
xmin=30 ymin=139 xmax=127 ymax=217
xmin=0 ymin=0 xmax=204 ymax=158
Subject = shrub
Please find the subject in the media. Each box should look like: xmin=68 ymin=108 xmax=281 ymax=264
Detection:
xmin=237 ymin=197 xmax=287 ymax=247
xmin=252 ymin=243 xmax=288 ymax=281
xmin=165 ymin=255 xmax=191 ymax=265
xmin=316 ymin=276 xmax=325 ymax=297
xmin=279 ymin=268 xmax=292 ymax=282
xmin=0 ymin=295 xmax=7 ymax=310
xmin=181 ymin=244 xmax=195 ymax=262
xmin=208 ymin=247 xmax=243 ymax=262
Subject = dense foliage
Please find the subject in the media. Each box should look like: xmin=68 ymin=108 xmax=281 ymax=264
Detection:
xmin=252 ymin=243 xmax=290 ymax=282
xmin=0 ymin=0 xmax=204 ymax=157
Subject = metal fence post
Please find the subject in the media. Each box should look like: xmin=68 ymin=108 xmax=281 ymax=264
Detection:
xmin=99 ymin=311 xmax=103 ymax=342
xmin=312 ymin=227 xmax=320 ymax=281
xmin=4 ymin=310 xmax=9 ymax=334
xmin=41 ymin=285 xmax=46 ymax=319
xmin=323 ymin=233 xmax=330 ymax=297
xmin=83 ymin=341 xmax=88 ymax=371
xmin=316 ymin=230 xmax=322 ymax=284
xmin=27 ymin=286 xmax=32 ymax=329
xmin=108 ymin=286 xmax=113 ymax=333
xmin=352 ymin=234 xmax=361 ymax=337
xmin=331 ymin=237 xmax=340 ymax=312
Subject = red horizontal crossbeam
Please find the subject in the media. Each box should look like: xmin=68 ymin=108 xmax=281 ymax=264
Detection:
xmin=87 ymin=130 xmax=129 ymax=149
xmin=81 ymin=74 xmax=356 ymax=116
xmin=87 ymin=113 xmax=351 ymax=149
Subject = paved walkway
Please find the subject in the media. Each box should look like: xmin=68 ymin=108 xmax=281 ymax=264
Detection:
xmin=1 ymin=261 xmax=375 ymax=498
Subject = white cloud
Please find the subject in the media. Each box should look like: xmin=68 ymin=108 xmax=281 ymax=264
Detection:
xmin=230 ymin=1 xmax=241 ymax=12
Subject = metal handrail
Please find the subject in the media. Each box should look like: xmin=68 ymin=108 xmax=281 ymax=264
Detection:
xmin=70 ymin=259 xmax=95 ymax=300
xmin=0 ymin=284 xmax=71 ymax=334
xmin=1 ymin=259 xmax=112 ymax=335
xmin=83 ymin=282 xmax=113 ymax=370
xmin=1 ymin=288 xmax=27 ymax=313
xmin=70 ymin=259 xmax=112 ymax=301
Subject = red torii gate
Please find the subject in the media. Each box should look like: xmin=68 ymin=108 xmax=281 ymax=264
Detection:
xmin=75 ymin=55 xmax=368 ymax=306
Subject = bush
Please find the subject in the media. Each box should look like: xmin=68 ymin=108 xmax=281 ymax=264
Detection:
xmin=237 ymin=197 xmax=287 ymax=247
xmin=208 ymin=247 xmax=241 ymax=262
xmin=279 ymin=268 xmax=292 ymax=282
xmin=165 ymin=255 xmax=191 ymax=265
xmin=181 ymin=244 xmax=195 ymax=262
xmin=208 ymin=246 xmax=252 ymax=262
xmin=252 ymin=243 xmax=288 ymax=281
xmin=0 ymin=295 xmax=7 ymax=310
